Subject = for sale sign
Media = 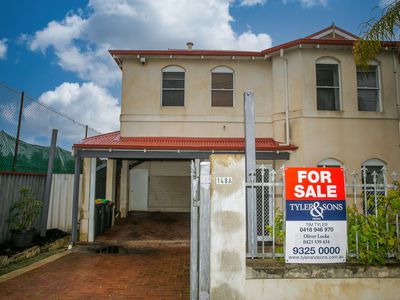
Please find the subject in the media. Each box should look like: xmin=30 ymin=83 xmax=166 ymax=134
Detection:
xmin=284 ymin=168 xmax=347 ymax=263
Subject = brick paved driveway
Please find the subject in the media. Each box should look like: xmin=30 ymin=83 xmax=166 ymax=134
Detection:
xmin=0 ymin=247 xmax=189 ymax=299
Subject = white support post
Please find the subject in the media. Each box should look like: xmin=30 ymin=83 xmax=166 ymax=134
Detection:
xmin=79 ymin=158 xmax=92 ymax=242
xmin=88 ymin=158 xmax=96 ymax=242
xmin=199 ymin=161 xmax=211 ymax=300
xmin=190 ymin=159 xmax=200 ymax=300
xmin=106 ymin=159 xmax=117 ymax=225
xmin=120 ymin=160 xmax=129 ymax=218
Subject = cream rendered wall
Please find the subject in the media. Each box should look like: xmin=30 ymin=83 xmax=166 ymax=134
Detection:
xmin=272 ymin=48 xmax=400 ymax=172
xmin=119 ymin=48 xmax=400 ymax=171
xmin=120 ymin=58 xmax=272 ymax=138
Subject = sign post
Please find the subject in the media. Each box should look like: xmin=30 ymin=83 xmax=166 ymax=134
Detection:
xmin=284 ymin=168 xmax=347 ymax=263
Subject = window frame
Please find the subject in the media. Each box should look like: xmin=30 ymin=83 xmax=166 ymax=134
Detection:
xmin=316 ymin=57 xmax=342 ymax=111
xmin=210 ymin=66 xmax=234 ymax=107
xmin=317 ymin=158 xmax=343 ymax=168
xmin=361 ymin=158 xmax=386 ymax=215
xmin=356 ymin=62 xmax=382 ymax=112
xmin=161 ymin=65 xmax=186 ymax=107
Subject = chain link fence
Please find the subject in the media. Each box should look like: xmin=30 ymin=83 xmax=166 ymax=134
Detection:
xmin=0 ymin=83 xmax=101 ymax=173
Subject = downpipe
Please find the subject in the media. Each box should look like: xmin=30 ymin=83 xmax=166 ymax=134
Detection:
xmin=280 ymin=57 xmax=290 ymax=146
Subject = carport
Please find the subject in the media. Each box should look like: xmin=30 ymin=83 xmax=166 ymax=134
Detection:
xmin=70 ymin=131 xmax=295 ymax=245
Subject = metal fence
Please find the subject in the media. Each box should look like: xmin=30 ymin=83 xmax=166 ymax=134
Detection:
xmin=246 ymin=165 xmax=399 ymax=260
xmin=0 ymin=173 xmax=46 ymax=243
xmin=0 ymin=173 xmax=82 ymax=243
xmin=0 ymin=83 xmax=101 ymax=173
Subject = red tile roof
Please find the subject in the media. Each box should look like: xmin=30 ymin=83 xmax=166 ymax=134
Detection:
xmin=74 ymin=131 xmax=297 ymax=151
xmin=109 ymin=25 xmax=400 ymax=68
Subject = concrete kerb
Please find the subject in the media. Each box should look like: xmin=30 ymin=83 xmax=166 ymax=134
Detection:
xmin=0 ymin=251 xmax=69 ymax=283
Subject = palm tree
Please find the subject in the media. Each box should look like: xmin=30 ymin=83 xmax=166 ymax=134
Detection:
xmin=353 ymin=0 xmax=400 ymax=68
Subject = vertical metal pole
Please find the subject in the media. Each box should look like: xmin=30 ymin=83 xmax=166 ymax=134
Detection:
xmin=372 ymin=171 xmax=379 ymax=251
xmin=190 ymin=160 xmax=200 ymax=300
xmin=71 ymin=153 xmax=81 ymax=245
xmin=40 ymin=129 xmax=58 ymax=237
xmin=382 ymin=167 xmax=390 ymax=259
xmin=362 ymin=166 xmax=369 ymax=252
xmin=88 ymin=158 xmax=97 ymax=242
xmin=261 ymin=165 xmax=265 ymax=256
xmin=397 ymin=214 xmax=399 ymax=259
xmin=271 ymin=170 xmax=276 ymax=258
xmin=362 ymin=166 xmax=368 ymax=215
xmin=12 ymin=91 xmax=25 ymax=172
xmin=280 ymin=165 xmax=286 ymax=258
xmin=352 ymin=171 xmax=359 ymax=259
xmin=85 ymin=125 xmax=88 ymax=139
xmin=244 ymin=91 xmax=257 ymax=257
xmin=199 ymin=161 xmax=210 ymax=300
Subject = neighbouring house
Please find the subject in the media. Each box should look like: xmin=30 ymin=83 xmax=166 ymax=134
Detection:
xmin=72 ymin=24 xmax=400 ymax=242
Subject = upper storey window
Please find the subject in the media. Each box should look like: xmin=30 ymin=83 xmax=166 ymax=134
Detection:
xmin=357 ymin=64 xmax=380 ymax=112
xmin=316 ymin=58 xmax=341 ymax=111
xmin=162 ymin=66 xmax=185 ymax=106
xmin=211 ymin=66 xmax=234 ymax=107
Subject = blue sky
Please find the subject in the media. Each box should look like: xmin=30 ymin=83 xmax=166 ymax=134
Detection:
xmin=0 ymin=0 xmax=392 ymax=138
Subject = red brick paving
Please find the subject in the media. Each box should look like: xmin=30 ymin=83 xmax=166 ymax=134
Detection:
xmin=96 ymin=212 xmax=190 ymax=243
xmin=0 ymin=247 xmax=190 ymax=299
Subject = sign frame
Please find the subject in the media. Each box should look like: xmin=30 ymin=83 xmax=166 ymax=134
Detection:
xmin=284 ymin=167 xmax=347 ymax=264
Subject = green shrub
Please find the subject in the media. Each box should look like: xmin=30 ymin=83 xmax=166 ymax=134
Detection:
xmin=8 ymin=187 xmax=43 ymax=231
xmin=347 ymin=182 xmax=400 ymax=264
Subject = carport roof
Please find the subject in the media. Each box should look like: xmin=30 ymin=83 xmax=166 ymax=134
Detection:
xmin=73 ymin=131 xmax=297 ymax=151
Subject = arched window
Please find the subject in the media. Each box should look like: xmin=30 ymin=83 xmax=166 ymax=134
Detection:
xmin=211 ymin=66 xmax=234 ymax=107
xmin=162 ymin=66 xmax=185 ymax=106
xmin=357 ymin=60 xmax=381 ymax=112
xmin=361 ymin=158 xmax=386 ymax=184
xmin=361 ymin=158 xmax=386 ymax=215
xmin=316 ymin=57 xmax=341 ymax=111
xmin=317 ymin=158 xmax=343 ymax=168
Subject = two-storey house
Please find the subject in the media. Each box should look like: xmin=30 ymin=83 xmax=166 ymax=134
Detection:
xmin=73 ymin=25 xmax=400 ymax=242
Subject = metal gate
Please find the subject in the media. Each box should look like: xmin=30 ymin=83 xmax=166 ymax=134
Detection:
xmin=190 ymin=160 xmax=210 ymax=300
xmin=255 ymin=165 xmax=273 ymax=242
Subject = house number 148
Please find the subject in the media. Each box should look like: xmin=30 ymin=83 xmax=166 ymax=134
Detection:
xmin=216 ymin=177 xmax=233 ymax=185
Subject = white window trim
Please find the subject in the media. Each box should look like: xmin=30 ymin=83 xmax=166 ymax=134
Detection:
xmin=311 ymin=28 xmax=357 ymax=41
xmin=317 ymin=158 xmax=343 ymax=168
xmin=356 ymin=62 xmax=382 ymax=112
xmin=362 ymin=158 xmax=386 ymax=167
xmin=210 ymin=66 xmax=235 ymax=107
xmin=160 ymin=65 xmax=186 ymax=107
xmin=316 ymin=57 xmax=342 ymax=111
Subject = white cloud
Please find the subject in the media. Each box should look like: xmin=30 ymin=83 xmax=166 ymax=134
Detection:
xmin=20 ymin=82 xmax=120 ymax=148
xmin=301 ymin=0 xmax=327 ymax=7
xmin=239 ymin=0 xmax=266 ymax=6
xmin=283 ymin=0 xmax=328 ymax=8
xmin=26 ymin=0 xmax=273 ymax=86
xmin=380 ymin=0 xmax=396 ymax=7
xmin=28 ymin=15 xmax=86 ymax=53
xmin=0 ymin=39 xmax=7 ymax=59
xmin=24 ymin=0 xmax=273 ymax=136
xmin=37 ymin=82 xmax=120 ymax=133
